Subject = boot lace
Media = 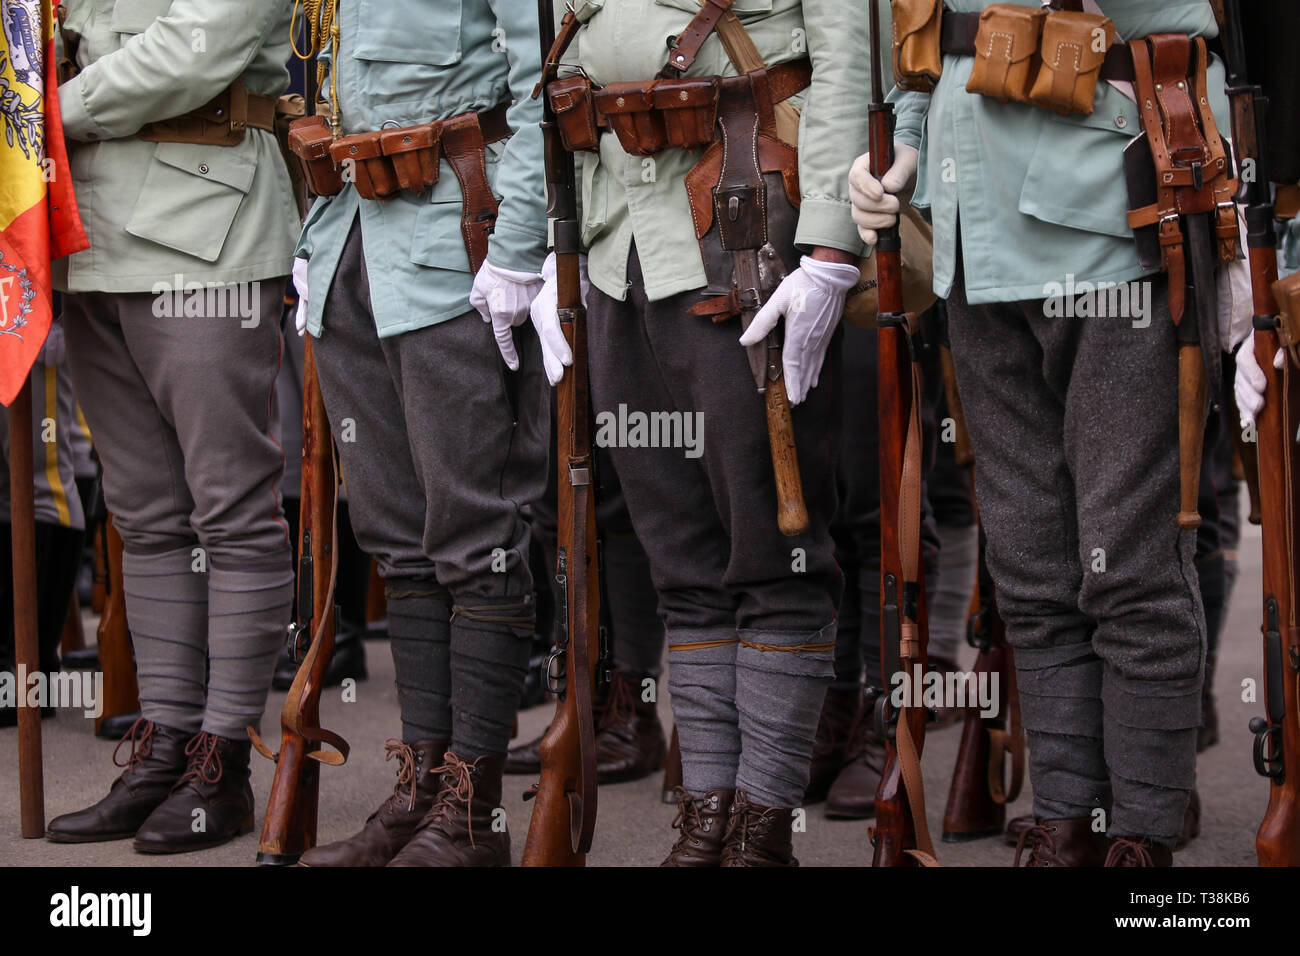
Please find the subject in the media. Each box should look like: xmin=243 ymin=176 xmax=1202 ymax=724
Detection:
xmin=381 ymin=739 xmax=420 ymax=812
xmin=112 ymin=717 xmax=157 ymax=772
xmin=1013 ymin=822 xmax=1059 ymax=867
xmin=668 ymin=786 xmax=707 ymax=834
xmin=176 ymin=731 xmax=224 ymax=788
xmin=1105 ymin=837 xmax=1157 ymax=867
xmin=597 ymin=671 xmax=636 ymax=734
xmin=724 ymin=790 xmax=778 ymax=855
xmin=422 ymin=753 xmax=478 ymax=848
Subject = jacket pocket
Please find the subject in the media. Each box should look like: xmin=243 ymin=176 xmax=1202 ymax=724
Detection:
xmin=109 ymin=0 xmax=172 ymax=36
xmin=411 ymin=197 xmax=471 ymax=273
xmin=124 ymin=142 xmax=256 ymax=262
xmin=1018 ymin=94 xmax=1140 ymax=239
xmin=580 ymin=153 xmax=608 ymax=247
xmin=353 ymin=4 xmax=463 ymax=65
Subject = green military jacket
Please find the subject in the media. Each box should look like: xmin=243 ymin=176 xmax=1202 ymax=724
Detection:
xmin=892 ymin=0 xmax=1228 ymax=305
xmin=564 ymin=0 xmax=871 ymax=303
xmin=54 ymin=0 xmax=299 ymax=293
xmin=297 ymin=0 xmax=548 ymax=339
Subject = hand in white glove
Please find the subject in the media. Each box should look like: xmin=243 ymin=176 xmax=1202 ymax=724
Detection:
xmin=739 ymin=255 xmax=860 ymax=406
xmin=292 ymin=256 xmax=310 ymax=337
xmin=529 ymin=251 xmax=590 ymax=386
xmin=848 ymin=142 xmax=919 ymax=247
xmin=1235 ymin=330 xmax=1285 ymax=426
xmin=471 ymin=259 xmax=545 ymax=371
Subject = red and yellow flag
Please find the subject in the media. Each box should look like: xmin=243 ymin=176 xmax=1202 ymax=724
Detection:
xmin=0 ymin=0 xmax=87 ymax=406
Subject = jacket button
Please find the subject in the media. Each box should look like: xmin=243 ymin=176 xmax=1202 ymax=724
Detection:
xmin=198 ymin=163 xmax=210 ymax=174
xmin=1115 ymin=114 xmax=1128 ymax=129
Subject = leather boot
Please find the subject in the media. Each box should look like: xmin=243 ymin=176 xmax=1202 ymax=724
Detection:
xmin=720 ymin=790 xmax=797 ymax=867
xmin=1004 ymin=813 xmax=1033 ymax=846
xmin=46 ymin=719 xmax=190 ymax=843
xmin=299 ymin=738 xmax=448 ymax=866
xmin=1013 ymin=817 xmax=1109 ymax=867
xmin=132 ymin=732 xmax=255 ymax=853
xmin=804 ymin=687 xmax=858 ymax=804
xmin=1176 ymin=789 xmax=1201 ymax=850
xmin=660 ymin=788 xmax=733 ymax=866
xmin=388 ymin=752 xmax=510 ymax=866
xmin=503 ymin=731 xmax=543 ymax=775
xmin=1105 ymin=836 xmax=1174 ymax=867
xmin=825 ymin=695 xmax=887 ymax=818
xmin=593 ymin=669 xmax=667 ymax=783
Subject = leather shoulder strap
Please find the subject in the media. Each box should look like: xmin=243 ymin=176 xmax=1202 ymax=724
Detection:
xmin=661 ymin=0 xmax=736 ymax=77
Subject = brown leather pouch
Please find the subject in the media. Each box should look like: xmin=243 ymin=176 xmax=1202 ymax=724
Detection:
xmin=381 ymin=123 xmax=441 ymax=196
xmin=594 ymin=83 xmax=668 ymax=156
xmin=1028 ymin=11 xmax=1115 ymax=115
xmin=1273 ymin=271 xmax=1300 ymax=367
xmin=653 ymin=77 xmax=720 ymax=150
xmin=548 ymin=75 xmax=602 ymax=152
xmin=331 ymin=131 xmax=400 ymax=200
xmin=287 ymin=115 xmax=345 ymax=197
xmin=891 ymin=0 xmax=943 ymax=93
xmin=966 ymin=4 xmax=1044 ymax=105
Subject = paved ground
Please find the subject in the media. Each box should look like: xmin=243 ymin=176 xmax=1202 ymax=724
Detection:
xmin=0 ymin=515 xmax=1268 ymax=867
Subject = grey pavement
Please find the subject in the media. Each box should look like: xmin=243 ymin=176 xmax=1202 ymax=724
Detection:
xmin=0 ymin=514 xmax=1269 ymax=867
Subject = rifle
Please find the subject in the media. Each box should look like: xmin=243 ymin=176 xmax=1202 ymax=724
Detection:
xmin=521 ymin=0 xmax=602 ymax=866
xmin=867 ymin=0 xmax=936 ymax=868
xmin=250 ymin=338 xmax=348 ymax=865
xmin=941 ymin=514 xmax=1023 ymax=841
xmin=1223 ymin=0 xmax=1300 ymax=866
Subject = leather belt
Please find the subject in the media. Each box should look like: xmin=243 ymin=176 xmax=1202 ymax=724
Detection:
xmin=139 ymin=78 xmax=279 ymax=146
xmin=939 ymin=10 xmax=1136 ymax=82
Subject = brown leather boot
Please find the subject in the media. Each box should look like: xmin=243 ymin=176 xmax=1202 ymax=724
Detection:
xmin=503 ymin=731 xmax=543 ymax=775
xmin=720 ymin=790 xmax=798 ymax=867
xmin=1012 ymin=818 xmax=1109 ymax=867
xmin=804 ymin=687 xmax=858 ymax=804
xmin=132 ymin=731 xmax=255 ymax=853
xmin=825 ymin=696 xmax=886 ymax=819
xmin=299 ymin=738 xmax=448 ymax=866
xmin=594 ymin=669 xmax=667 ymax=783
xmin=388 ymin=752 xmax=510 ymax=866
xmin=46 ymin=719 xmax=191 ymax=843
xmin=1004 ymin=813 xmax=1033 ymax=846
xmin=660 ymin=788 xmax=733 ymax=866
xmin=1105 ymin=836 xmax=1174 ymax=867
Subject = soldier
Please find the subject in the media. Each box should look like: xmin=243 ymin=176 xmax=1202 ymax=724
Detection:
xmin=852 ymin=0 xmax=1249 ymax=865
xmin=44 ymin=0 xmax=300 ymax=853
xmin=532 ymin=0 xmax=869 ymax=865
xmin=289 ymin=0 xmax=549 ymax=868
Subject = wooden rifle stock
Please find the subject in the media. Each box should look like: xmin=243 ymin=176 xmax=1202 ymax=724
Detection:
xmin=1223 ymin=0 xmax=1300 ymax=866
xmin=868 ymin=0 xmax=936 ymax=866
xmin=93 ymin=517 xmax=139 ymax=736
xmin=253 ymin=338 xmax=346 ymax=865
xmin=941 ymin=513 xmax=1023 ymax=841
xmin=521 ymin=0 xmax=602 ymax=866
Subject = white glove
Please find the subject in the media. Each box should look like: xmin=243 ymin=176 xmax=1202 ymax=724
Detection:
xmin=739 ymin=256 xmax=860 ymax=406
xmin=471 ymin=259 xmax=545 ymax=371
xmin=292 ymin=256 xmax=310 ymax=337
xmin=1235 ymin=330 xmax=1285 ymax=427
xmin=39 ymin=322 xmax=65 ymax=366
xmin=529 ymin=252 xmax=590 ymax=386
xmin=848 ymin=142 xmax=919 ymax=248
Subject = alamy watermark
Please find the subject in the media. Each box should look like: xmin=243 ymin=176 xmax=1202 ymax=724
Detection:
xmin=151 ymin=274 xmax=261 ymax=328
xmin=889 ymin=664 xmax=1000 ymax=718
xmin=1 ymin=666 xmax=103 ymax=718
xmin=1042 ymin=274 xmax=1153 ymax=329
xmin=594 ymin=403 xmax=704 ymax=460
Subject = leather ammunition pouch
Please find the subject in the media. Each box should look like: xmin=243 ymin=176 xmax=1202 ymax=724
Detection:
xmin=139 ymin=79 xmax=278 ymax=147
xmin=1124 ymin=34 xmax=1239 ymax=327
xmin=286 ymin=105 xmax=510 ymax=271
xmin=547 ymin=60 xmax=810 ymax=157
xmin=902 ymin=1 xmax=1134 ymax=116
xmin=1271 ymin=271 xmax=1300 ymax=368
xmin=892 ymin=0 xmax=944 ymax=93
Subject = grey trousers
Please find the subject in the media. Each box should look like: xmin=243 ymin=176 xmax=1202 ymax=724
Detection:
xmin=946 ymin=263 xmax=1204 ymax=844
xmin=310 ymin=219 xmax=548 ymax=601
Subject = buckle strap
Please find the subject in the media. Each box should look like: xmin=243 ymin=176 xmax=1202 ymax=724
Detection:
xmin=661 ymin=0 xmax=737 ymax=77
